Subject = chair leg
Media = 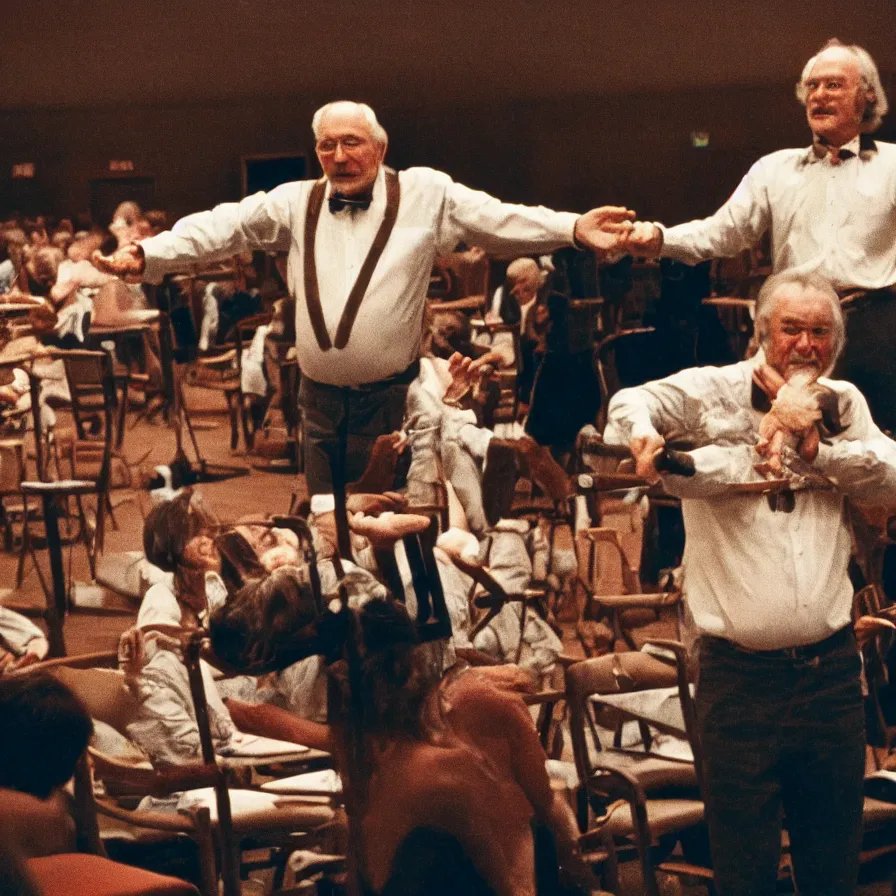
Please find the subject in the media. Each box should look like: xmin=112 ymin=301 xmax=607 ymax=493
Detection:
xmin=192 ymin=808 xmax=220 ymax=896
xmin=225 ymin=391 xmax=239 ymax=452
xmin=74 ymin=494 xmax=97 ymax=579
xmin=16 ymin=494 xmax=30 ymax=588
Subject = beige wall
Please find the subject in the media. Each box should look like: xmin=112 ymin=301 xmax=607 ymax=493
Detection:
xmin=2 ymin=77 xmax=893 ymax=227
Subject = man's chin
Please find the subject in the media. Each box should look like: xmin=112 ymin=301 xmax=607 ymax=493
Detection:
xmin=784 ymin=362 xmax=822 ymax=382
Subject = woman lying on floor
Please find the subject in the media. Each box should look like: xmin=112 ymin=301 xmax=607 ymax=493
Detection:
xmin=126 ymin=487 xmax=466 ymax=764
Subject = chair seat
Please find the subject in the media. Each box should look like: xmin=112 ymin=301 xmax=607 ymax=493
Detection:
xmin=177 ymin=788 xmax=334 ymax=833
xmin=863 ymin=796 xmax=896 ymax=827
xmin=26 ymin=853 xmax=198 ymax=896
xmin=21 ymin=478 xmax=96 ymax=496
xmin=603 ymin=797 xmax=704 ymax=839
xmin=594 ymin=591 xmax=681 ymax=610
xmin=590 ymin=753 xmax=698 ymax=792
xmin=261 ymin=769 xmax=342 ymax=796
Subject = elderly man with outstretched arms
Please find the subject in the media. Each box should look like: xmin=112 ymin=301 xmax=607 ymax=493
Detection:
xmin=605 ymin=270 xmax=896 ymax=895
xmin=95 ymin=100 xmax=635 ymax=508
xmin=626 ymin=40 xmax=896 ymax=430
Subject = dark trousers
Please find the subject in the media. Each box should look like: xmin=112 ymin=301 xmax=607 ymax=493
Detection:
xmin=696 ymin=630 xmax=865 ymax=896
xmin=299 ymin=369 xmax=413 ymax=497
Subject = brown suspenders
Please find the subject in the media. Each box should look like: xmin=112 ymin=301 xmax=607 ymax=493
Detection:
xmin=302 ymin=169 xmax=401 ymax=352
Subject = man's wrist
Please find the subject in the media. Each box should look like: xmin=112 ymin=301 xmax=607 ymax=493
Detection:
xmin=572 ymin=216 xmax=585 ymax=251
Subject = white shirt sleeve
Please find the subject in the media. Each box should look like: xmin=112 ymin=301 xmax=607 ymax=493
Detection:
xmin=813 ymin=386 xmax=896 ymax=503
xmin=141 ymin=182 xmax=301 ymax=284
xmin=0 ymin=607 xmax=48 ymax=657
xmin=434 ymin=173 xmax=578 ymax=257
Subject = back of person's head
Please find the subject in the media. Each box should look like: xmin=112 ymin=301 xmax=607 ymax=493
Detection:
xmin=50 ymin=230 xmax=73 ymax=253
xmin=0 ymin=674 xmax=92 ymax=799
xmin=110 ymin=201 xmax=141 ymax=229
xmin=209 ymin=565 xmax=321 ymax=672
xmin=428 ymin=309 xmax=477 ymax=359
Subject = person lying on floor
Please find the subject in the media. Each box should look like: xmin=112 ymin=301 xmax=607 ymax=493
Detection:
xmin=0 ymin=607 xmax=49 ymax=674
xmin=125 ymin=491 xmax=335 ymax=765
xmin=128 ymin=488 xmax=453 ymax=763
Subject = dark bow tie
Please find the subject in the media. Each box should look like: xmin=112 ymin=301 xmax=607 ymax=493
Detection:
xmin=328 ymin=193 xmax=372 ymax=213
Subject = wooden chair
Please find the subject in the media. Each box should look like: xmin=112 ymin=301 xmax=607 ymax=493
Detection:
xmin=0 ymin=436 xmax=26 ymax=552
xmin=13 ymin=648 xmax=337 ymax=896
xmin=565 ymin=643 xmax=711 ymax=896
xmin=25 ymin=853 xmax=199 ymax=896
xmin=577 ymin=526 xmax=681 ymax=651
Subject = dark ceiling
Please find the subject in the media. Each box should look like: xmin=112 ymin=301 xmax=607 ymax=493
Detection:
xmin=4 ymin=0 xmax=895 ymax=112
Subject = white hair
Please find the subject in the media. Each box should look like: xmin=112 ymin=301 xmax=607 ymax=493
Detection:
xmin=796 ymin=39 xmax=889 ymax=133
xmin=311 ymin=101 xmax=388 ymax=146
xmin=754 ymin=270 xmax=845 ymax=365
xmin=506 ymin=258 xmax=541 ymax=284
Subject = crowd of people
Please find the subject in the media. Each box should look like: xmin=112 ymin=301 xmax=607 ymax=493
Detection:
xmin=2 ymin=34 xmax=896 ymax=896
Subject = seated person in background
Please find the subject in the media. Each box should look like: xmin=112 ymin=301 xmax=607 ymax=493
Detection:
xmin=127 ymin=492 xmax=355 ymax=764
xmin=108 ymin=201 xmax=143 ymax=248
xmin=0 ymin=608 xmax=49 ymax=674
xmin=0 ymin=674 xmax=93 ymax=859
xmin=197 ymin=278 xmax=263 ymax=352
xmin=486 ymin=257 xmax=543 ymax=329
xmin=0 ymin=232 xmax=17 ymax=295
xmin=433 ymin=245 xmax=489 ymax=302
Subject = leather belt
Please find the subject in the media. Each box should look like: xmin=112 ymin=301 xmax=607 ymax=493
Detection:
xmin=302 ymin=359 xmax=420 ymax=394
xmin=709 ymin=625 xmax=852 ymax=661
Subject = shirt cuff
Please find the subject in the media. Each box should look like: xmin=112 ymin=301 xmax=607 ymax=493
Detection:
xmin=139 ymin=239 xmax=166 ymax=285
xmin=310 ymin=494 xmax=335 ymax=514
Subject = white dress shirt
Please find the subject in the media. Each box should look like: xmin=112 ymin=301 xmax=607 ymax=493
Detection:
xmin=605 ymin=356 xmax=896 ymax=650
xmin=142 ymin=167 xmax=578 ymax=386
xmin=660 ymin=138 xmax=896 ymax=291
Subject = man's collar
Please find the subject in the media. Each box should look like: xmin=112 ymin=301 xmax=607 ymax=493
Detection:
xmin=807 ymin=133 xmax=877 ymax=164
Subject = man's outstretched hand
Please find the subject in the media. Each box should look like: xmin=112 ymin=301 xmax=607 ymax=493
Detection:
xmin=573 ymin=206 xmax=636 ymax=256
xmin=625 ymin=221 xmax=664 ymax=258
xmin=92 ymin=243 xmax=146 ymax=282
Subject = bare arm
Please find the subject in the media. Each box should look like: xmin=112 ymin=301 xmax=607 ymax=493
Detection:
xmin=224 ymin=698 xmax=332 ymax=752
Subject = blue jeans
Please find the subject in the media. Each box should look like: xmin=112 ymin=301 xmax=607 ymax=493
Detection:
xmin=696 ymin=629 xmax=865 ymax=896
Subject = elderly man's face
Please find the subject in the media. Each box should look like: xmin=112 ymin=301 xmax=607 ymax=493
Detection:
xmin=803 ymin=47 xmax=866 ymax=146
xmin=315 ymin=108 xmax=385 ymax=196
xmin=765 ymin=287 xmax=837 ymax=381
xmin=510 ymin=272 xmax=540 ymax=306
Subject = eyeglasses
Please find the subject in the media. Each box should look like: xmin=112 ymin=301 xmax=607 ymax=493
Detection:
xmin=316 ymin=136 xmax=369 ymax=155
